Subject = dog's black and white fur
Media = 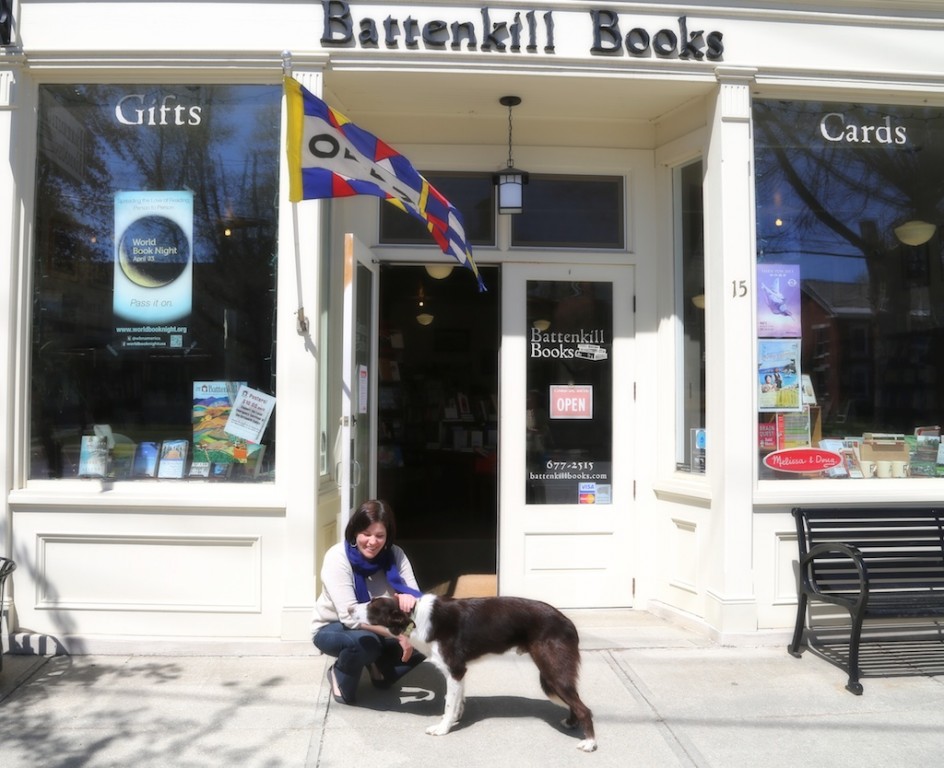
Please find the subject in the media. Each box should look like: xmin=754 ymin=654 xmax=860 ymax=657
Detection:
xmin=356 ymin=593 xmax=596 ymax=752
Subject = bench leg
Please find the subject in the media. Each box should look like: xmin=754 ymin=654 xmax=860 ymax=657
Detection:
xmin=845 ymin=611 xmax=865 ymax=695
xmin=787 ymin=592 xmax=808 ymax=658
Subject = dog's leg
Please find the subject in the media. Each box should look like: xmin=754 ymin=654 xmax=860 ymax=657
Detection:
xmin=426 ymin=674 xmax=464 ymax=736
xmin=535 ymin=650 xmax=597 ymax=752
xmin=564 ymin=698 xmax=597 ymax=753
xmin=426 ymin=642 xmax=466 ymax=737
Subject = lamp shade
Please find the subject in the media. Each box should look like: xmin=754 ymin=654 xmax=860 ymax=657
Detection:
xmin=425 ymin=264 xmax=454 ymax=280
xmin=494 ymin=168 xmax=529 ymax=215
xmin=895 ymin=219 xmax=936 ymax=246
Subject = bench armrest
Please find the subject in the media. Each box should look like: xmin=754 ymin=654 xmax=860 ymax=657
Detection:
xmin=800 ymin=542 xmax=870 ymax=609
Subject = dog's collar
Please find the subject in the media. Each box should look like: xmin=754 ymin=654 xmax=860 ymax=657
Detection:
xmin=403 ymin=602 xmax=419 ymax=637
xmin=403 ymin=604 xmax=418 ymax=636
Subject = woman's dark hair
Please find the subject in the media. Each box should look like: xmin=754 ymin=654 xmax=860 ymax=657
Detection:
xmin=344 ymin=499 xmax=398 ymax=548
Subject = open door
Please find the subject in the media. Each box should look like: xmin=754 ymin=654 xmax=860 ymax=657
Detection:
xmin=338 ymin=233 xmax=379 ymax=531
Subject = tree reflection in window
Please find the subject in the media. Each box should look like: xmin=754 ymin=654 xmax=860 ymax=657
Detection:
xmin=32 ymin=84 xmax=281 ymax=480
xmin=754 ymin=100 xmax=944 ymax=477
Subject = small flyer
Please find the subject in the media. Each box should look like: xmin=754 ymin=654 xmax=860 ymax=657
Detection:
xmin=690 ymin=428 xmax=706 ymax=472
xmin=757 ymin=263 xmax=801 ymax=338
xmin=819 ymin=439 xmax=849 ymax=478
xmin=776 ymin=409 xmax=811 ymax=449
xmin=224 ymin=385 xmax=276 ymax=444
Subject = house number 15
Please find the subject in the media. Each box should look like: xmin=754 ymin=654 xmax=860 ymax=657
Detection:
xmin=732 ymin=280 xmax=748 ymax=298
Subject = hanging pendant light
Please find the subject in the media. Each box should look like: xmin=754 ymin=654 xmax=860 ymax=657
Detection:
xmin=415 ymin=284 xmax=434 ymax=326
xmin=424 ymin=263 xmax=454 ymax=280
xmin=492 ymin=96 xmax=529 ymax=215
xmin=894 ymin=219 xmax=936 ymax=247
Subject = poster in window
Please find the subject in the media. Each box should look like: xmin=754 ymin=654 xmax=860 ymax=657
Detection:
xmin=113 ymin=190 xmax=193 ymax=350
xmin=757 ymin=263 xmax=801 ymax=338
xmin=192 ymin=381 xmax=245 ymax=464
xmin=758 ymin=339 xmax=802 ymax=412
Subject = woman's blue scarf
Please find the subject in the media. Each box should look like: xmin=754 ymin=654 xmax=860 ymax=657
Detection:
xmin=347 ymin=543 xmax=422 ymax=603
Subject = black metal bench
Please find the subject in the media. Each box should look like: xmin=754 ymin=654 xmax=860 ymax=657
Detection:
xmin=789 ymin=506 xmax=944 ymax=694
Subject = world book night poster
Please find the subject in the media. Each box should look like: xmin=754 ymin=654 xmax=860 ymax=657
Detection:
xmin=113 ymin=190 xmax=193 ymax=350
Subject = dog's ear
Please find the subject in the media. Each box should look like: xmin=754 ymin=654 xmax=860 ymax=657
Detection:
xmin=366 ymin=597 xmax=411 ymax=635
xmin=386 ymin=613 xmax=412 ymax=636
xmin=366 ymin=596 xmax=397 ymax=625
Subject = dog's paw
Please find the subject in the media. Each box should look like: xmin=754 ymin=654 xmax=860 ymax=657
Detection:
xmin=577 ymin=738 xmax=598 ymax=753
xmin=425 ymin=722 xmax=453 ymax=737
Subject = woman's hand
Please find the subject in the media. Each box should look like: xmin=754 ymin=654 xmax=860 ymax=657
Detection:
xmin=397 ymin=633 xmax=414 ymax=662
xmin=397 ymin=592 xmax=418 ymax=613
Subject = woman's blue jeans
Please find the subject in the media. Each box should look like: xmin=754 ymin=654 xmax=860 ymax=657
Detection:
xmin=313 ymin=621 xmax=424 ymax=702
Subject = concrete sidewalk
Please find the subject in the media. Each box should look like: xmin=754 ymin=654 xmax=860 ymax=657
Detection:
xmin=2 ymin=610 xmax=944 ymax=767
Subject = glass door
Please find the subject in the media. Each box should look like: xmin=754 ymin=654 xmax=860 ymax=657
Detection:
xmin=338 ymin=233 xmax=379 ymax=529
xmin=499 ymin=263 xmax=635 ymax=607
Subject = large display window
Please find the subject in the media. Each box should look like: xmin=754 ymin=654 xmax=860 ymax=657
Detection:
xmin=754 ymin=100 xmax=944 ymax=479
xmin=31 ymin=84 xmax=281 ymax=481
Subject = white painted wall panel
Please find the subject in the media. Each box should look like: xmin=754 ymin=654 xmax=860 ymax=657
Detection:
xmin=36 ymin=534 xmax=260 ymax=612
xmin=524 ymin=532 xmax=611 ymax=573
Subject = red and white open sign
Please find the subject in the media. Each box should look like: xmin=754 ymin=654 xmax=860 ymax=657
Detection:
xmin=549 ymin=385 xmax=593 ymax=419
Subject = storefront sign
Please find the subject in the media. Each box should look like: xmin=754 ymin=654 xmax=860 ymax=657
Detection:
xmin=819 ymin=112 xmax=908 ymax=146
xmin=549 ymin=384 xmax=593 ymax=419
xmin=763 ymin=448 xmax=842 ymax=474
xmin=114 ymin=93 xmax=203 ymax=127
xmin=321 ymin=1 xmax=724 ymax=60
xmin=530 ymin=327 xmax=607 ymax=360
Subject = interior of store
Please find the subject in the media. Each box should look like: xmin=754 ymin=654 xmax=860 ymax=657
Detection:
xmin=377 ymin=264 xmax=500 ymax=593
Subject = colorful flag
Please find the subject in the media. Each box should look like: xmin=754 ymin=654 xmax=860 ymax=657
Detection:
xmin=284 ymin=76 xmax=484 ymax=290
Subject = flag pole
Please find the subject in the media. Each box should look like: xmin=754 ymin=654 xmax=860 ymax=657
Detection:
xmin=283 ymin=51 xmax=310 ymax=336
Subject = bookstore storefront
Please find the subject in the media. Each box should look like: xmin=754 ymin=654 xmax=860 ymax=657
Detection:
xmin=3 ymin=2 xmax=944 ymax=650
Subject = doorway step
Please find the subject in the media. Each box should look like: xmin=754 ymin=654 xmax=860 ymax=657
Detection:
xmin=430 ymin=573 xmax=497 ymax=598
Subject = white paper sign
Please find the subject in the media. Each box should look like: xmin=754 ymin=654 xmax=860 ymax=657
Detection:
xmin=224 ymin=385 xmax=276 ymax=444
xmin=358 ymin=364 xmax=369 ymax=415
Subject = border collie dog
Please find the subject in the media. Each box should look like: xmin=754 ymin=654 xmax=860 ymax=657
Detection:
xmin=359 ymin=594 xmax=597 ymax=752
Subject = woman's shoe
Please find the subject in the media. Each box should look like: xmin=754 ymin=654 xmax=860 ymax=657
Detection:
xmin=369 ymin=663 xmax=393 ymax=689
xmin=326 ymin=665 xmax=349 ymax=704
